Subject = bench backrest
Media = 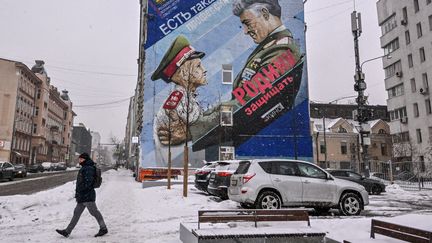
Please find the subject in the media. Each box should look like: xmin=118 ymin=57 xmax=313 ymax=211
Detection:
xmin=371 ymin=219 xmax=432 ymax=243
xmin=198 ymin=209 xmax=310 ymax=229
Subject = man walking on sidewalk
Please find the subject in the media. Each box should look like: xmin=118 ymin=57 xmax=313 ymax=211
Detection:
xmin=56 ymin=153 xmax=108 ymax=238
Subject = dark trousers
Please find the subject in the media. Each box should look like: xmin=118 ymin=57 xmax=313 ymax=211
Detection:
xmin=66 ymin=202 xmax=106 ymax=233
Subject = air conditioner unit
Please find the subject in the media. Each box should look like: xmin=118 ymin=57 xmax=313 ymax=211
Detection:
xmin=400 ymin=116 xmax=408 ymax=123
xmin=420 ymin=87 xmax=429 ymax=95
xmin=401 ymin=19 xmax=408 ymax=25
xmin=396 ymin=71 xmax=403 ymax=77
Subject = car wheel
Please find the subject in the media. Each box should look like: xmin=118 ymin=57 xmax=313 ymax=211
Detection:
xmin=240 ymin=203 xmax=255 ymax=209
xmin=371 ymin=185 xmax=382 ymax=195
xmin=255 ymin=191 xmax=281 ymax=209
xmin=314 ymin=207 xmax=331 ymax=215
xmin=339 ymin=192 xmax=362 ymax=216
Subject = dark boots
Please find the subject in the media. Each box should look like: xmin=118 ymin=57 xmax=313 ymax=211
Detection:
xmin=94 ymin=228 xmax=108 ymax=237
xmin=55 ymin=229 xmax=70 ymax=238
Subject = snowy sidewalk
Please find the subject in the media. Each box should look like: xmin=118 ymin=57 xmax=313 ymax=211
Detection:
xmin=1 ymin=169 xmax=431 ymax=243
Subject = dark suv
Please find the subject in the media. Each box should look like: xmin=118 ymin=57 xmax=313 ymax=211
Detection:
xmin=327 ymin=169 xmax=386 ymax=195
xmin=207 ymin=160 xmax=240 ymax=200
xmin=194 ymin=162 xmax=218 ymax=193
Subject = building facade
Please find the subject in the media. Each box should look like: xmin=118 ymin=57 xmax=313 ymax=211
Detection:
xmin=138 ymin=0 xmax=312 ymax=168
xmin=377 ymin=0 xmax=432 ymax=165
xmin=311 ymin=117 xmax=392 ymax=173
xmin=0 ymin=58 xmax=75 ymax=164
xmin=72 ymin=124 xmax=92 ymax=155
xmin=0 ymin=58 xmax=41 ymax=163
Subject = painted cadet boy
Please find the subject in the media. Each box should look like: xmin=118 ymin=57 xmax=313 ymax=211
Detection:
xmin=151 ymin=35 xmax=214 ymax=146
xmin=232 ymin=0 xmax=302 ymax=103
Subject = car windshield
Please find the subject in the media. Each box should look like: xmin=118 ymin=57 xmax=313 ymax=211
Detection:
xmin=348 ymin=172 xmax=362 ymax=179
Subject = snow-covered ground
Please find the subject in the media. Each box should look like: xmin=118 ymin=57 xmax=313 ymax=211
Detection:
xmin=0 ymin=169 xmax=431 ymax=243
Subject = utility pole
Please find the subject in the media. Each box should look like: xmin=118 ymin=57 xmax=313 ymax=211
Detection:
xmin=351 ymin=10 xmax=371 ymax=177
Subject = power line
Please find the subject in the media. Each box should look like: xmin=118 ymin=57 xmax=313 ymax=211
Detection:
xmin=47 ymin=65 xmax=136 ymax=77
xmin=74 ymin=97 xmax=131 ymax=107
xmin=307 ymin=0 xmax=352 ymax=14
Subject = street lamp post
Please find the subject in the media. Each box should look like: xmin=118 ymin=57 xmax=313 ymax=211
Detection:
xmin=314 ymin=107 xmax=327 ymax=167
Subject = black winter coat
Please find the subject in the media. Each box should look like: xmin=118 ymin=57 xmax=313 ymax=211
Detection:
xmin=75 ymin=159 xmax=96 ymax=203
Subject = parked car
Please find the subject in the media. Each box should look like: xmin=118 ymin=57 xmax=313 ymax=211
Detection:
xmin=207 ymin=160 xmax=240 ymax=200
xmin=56 ymin=162 xmax=67 ymax=171
xmin=194 ymin=161 xmax=218 ymax=193
xmin=28 ymin=163 xmax=44 ymax=173
xmin=327 ymin=169 xmax=386 ymax=195
xmin=41 ymin=162 xmax=53 ymax=171
xmin=13 ymin=163 xmax=27 ymax=177
xmin=0 ymin=161 xmax=15 ymax=181
xmin=229 ymin=159 xmax=369 ymax=216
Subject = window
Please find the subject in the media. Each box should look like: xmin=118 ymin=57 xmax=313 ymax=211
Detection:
xmin=428 ymin=0 xmax=431 ymax=5
xmin=414 ymin=0 xmax=420 ymax=12
xmin=378 ymin=129 xmax=387 ymax=134
xmin=341 ymin=142 xmax=347 ymax=155
xmin=414 ymin=103 xmax=419 ymax=117
xmin=320 ymin=141 xmax=326 ymax=154
xmin=411 ymin=78 xmax=417 ymax=92
xmin=408 ymin=54 xmax=413 ymax=67
xmin=387 ymin=83 xmax=404 ymax=98
xmin=381 ymin=143 xmax=387 ymax=156
xmin=33 ymin=123 xmax=37 ymax=134
xmin=220 ymin=105 xmax=233 ymax=126
xmin=426 ymin=99 xmax=432 ymax=114
xmin=273 ymin=161 xmax=298 ymax=176
xmin=417 ymin=22 xmax=423 ymax=38
xmin=297 ymin=163 xmax=327 ymax=179
xmin=221 ymin=64 xmax=233 ymax=84
xmin=219 ymin=146 xmax=234 ymax=160
xmin=384 ymin=61 xmax=402 ymax=78
xmin=381 ymin=15 xmax=397 ymax=35
xmin=416 ymin=129 xmax=422 ymax=143
xmin=402 ymin=7 xmax=408 ymax=23
xmin=422 ymin=73 xmax=429 ymax=89
xmin=429 ymin=15 xmax=432 ymax=30
xmin=405 ymin=30 xmax=411 ymax=45
xmin=384 ymin=38 xmax=399 ymax=55
xmin=389 ymin=107 xmax=407 ymax=121
xmin=338 ymin=126 xmax=347 ymax=133
xmin=420 ymin=47 xmax=426 ymax=62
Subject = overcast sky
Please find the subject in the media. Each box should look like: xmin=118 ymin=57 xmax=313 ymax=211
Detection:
xmin=0 ymin=0 xmax=385 ymax=143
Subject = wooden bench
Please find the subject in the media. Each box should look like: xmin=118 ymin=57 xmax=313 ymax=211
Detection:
xmin=371 ymin=219 xmax=432 ymax=243
xmin=197 ymin=209 xmax=310 ymax=229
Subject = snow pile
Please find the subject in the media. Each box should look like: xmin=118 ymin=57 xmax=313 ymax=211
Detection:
xmin=0 ymin=169 xmax=431 ymax=243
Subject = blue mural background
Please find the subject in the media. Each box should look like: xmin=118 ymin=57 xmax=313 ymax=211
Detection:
xmin=142 ymin=0 xmax=312 ymax=167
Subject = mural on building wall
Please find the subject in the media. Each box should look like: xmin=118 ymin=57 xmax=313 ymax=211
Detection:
xmin=142 ymin=0 xmax=312 ymax=168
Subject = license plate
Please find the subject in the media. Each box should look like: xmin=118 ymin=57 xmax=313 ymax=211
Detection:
xmin=231 ymin=180 xmax=237 ymax=186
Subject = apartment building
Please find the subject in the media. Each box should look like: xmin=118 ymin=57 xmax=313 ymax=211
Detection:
xmin=377 ymin=0 xmax=432 ymax=163
xmin=0 ymin=58 xmax=75 ymax=164
xmin=0 ymin=58 xmax=41 ymax=163
xmin=72 ymin=123 xmax=92 ymax=155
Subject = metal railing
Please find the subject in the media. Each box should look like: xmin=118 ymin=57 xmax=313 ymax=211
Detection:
xmin=368 ymin=160 xmax=432 ymax=191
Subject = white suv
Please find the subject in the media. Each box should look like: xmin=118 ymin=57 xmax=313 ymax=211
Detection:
xmin=228 ymin=159 xmax=369 ymax=216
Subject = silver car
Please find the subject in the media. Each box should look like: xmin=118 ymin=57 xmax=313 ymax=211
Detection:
xmin=228 ymin=159 xmax=369 ymax=216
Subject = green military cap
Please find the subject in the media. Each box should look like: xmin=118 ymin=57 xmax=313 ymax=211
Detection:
xmin=151 ymin=35 xmax=205 ymax=83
